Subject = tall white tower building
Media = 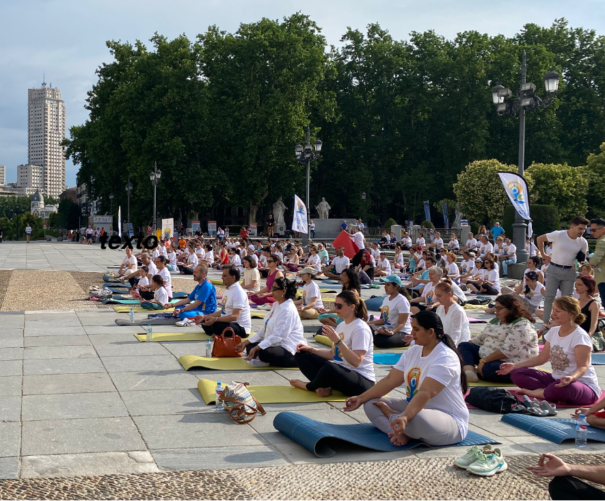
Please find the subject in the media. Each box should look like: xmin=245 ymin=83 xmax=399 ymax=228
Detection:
xmin=28 ymin=80 xmax=66 ymax=198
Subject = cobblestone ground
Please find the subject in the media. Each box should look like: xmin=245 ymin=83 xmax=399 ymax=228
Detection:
xmin=3 ymin=454 xmax=604 ymax=500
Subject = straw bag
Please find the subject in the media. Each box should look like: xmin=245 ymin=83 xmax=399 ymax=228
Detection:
xmin=219 ymin=381 xmax=266 ymax=424
xmin=211 ymin=327 xmax=242 ymax=358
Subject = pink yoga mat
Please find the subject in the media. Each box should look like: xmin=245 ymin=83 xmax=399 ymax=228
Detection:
xmin=465 ymin=389 xmax=605 ymax=410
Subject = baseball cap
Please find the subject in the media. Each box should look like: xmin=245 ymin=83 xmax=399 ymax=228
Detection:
xmin=384 ymin=275 xmax=402 ymax=286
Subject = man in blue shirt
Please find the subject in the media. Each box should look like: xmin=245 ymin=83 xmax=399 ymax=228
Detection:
xmin=171 ymin=264 xmax=217 ymax=326
xmin=340 ymin=220 xmax=348 ymax=231
xmin=491 ymin=222 xmax=505 ymax=239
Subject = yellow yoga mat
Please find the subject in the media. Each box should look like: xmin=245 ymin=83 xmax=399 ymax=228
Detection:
xmin=197 ymin=379 xmax=347 ymax=405
xmin=314 ymin=335 xmax=410 ymax=351
xmin=134 ymin=332 xmax=212 ymax=342
xmin=114 ymin=306 xmax=175 ymax=313
xmin=179 ymin=355 xmax=298 ymax=371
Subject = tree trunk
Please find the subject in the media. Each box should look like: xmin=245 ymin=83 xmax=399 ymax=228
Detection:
xmin=249 ymin=203 xmax=259 ymax=225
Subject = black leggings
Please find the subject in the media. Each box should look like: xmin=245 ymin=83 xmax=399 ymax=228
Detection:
xmin=294 ymin=351 xmax=375 ymax=396
xmin=480 ymin=284 xmax=499 ymax=295
xmin=549 ymin=476 xmax=605 ymax=500
xmin=372 ymin=331 xmax=409 ymax=349
xmin=202 ymin=321 xmax=249 ymax=338
xmin=246 ymin=342 xmax=297 ymax=367
xmin=140 ymin=290 xmax=155 ymax=300
xmin=178 ymin=265 xmax=194 ymax=275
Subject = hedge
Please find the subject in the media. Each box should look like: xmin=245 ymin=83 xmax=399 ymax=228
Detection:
xmin=383 ymin=218 xmax=397 ymax=229
xmin=502 ymin=204 xmax=560 ymax=238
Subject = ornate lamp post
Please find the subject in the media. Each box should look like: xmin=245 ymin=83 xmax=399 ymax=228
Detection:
xmin=149 ymin=163 xmax=162 ymax=232
xmin=125 ymin=179 xmax=133 ymax=227
xmin=361 ymin=192 xmax=367 ymax=228
xmin=295 ymin=127 xmax=322 ymax=246
xmin=491 ymin=51 xmax=560 ymax=276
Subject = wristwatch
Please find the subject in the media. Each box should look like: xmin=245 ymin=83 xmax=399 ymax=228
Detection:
xmin=335 ymin=339 xmax=344 ymax=348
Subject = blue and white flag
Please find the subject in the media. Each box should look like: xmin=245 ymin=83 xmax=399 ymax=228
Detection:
xmin=292 ymin=195 xmax=308 ymax=234
xmin=423 ymin=200 xmax=431 ymax=222
xmin=442 ymin=202 xmax=449 ymax=229
xmin=498 ymin=172 xmax=532 ymax=237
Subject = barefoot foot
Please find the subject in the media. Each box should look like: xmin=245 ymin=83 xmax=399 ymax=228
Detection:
xmin=390 ymin=434 xmax=412 ymax=446
xmin=372 ymin=400 xmax=397 ymax=419
xmin=316 ymin=387 xmax=332 ymax=398
xmin=290 ymin=379 xmax=308 ymax=390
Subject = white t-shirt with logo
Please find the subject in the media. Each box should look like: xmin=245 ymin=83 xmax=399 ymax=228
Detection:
xmin=302 ymin=281 xmax=324 ymax=309
xmin=332 ymin=318 xmax=375 ymax=382
xmin=393 ymin=343 xmax=468 ymax=439
xmin=433 ymin=238 xmax=444 ymax=249
xmin=307 ymin=254 xmax=321 ymax=272
xmin=154 ymin=286 xmax=169 ymax=305
xmin=123 ymin=255 xmax=137 ymax=272
xmin=466 ymin=238 xmax=478 ymax=249
xmin=379 ymin=294 xmax=412 ymax=334
xmin=422 ymin=282 xmax=438 ymax=306
xmin=436 ymin=303 xmax=470 ymax=346
xmin=479 ymin=242 xmax=493 ymax=256
xmin=545 ymin=326 xmax=600 ymax=397
xmin=546 ymin=230 xmax=589 ymax=267
xmin=378 ymin=258 xmax=392 ymax=274
xmin=332 ymin=256 xmax=350 ymax=274
xmin=460 ymin=259 xmax=473 ymax=275
xmin=220 ymin=283 xmax=252 ymax=334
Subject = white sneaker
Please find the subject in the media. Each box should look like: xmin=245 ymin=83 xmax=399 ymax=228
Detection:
xmin=176 ymin=318 xmax=194 ymax=327
xmin=467 ymin=449 xmax=508 ymax=476
xmin=247 ymin=359 xmax=270 ymax=367
xmin=453 ymin=445 xmax=495 ymax=469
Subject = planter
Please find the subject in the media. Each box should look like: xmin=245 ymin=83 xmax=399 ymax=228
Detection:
xmin=45 ymin=235 xmax=52 ymax=241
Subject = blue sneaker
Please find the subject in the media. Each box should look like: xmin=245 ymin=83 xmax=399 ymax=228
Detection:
xmin=467 ymin=449 xmax=508 ymax=476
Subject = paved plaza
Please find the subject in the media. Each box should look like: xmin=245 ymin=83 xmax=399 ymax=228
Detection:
xmin=0 ymin=242 xmax=604 ymax=498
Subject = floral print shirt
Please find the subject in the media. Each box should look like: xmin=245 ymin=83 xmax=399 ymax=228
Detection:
xmin=472 ymin=317 xmax=539 ymax=363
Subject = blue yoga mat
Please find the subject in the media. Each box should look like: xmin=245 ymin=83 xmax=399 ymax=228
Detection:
xmin=365 ymin=296 xmax=387 ymax=311
xmin=274 ymin=412 xmax=499 ymax=458
xmin=374 ymin=353 xmax=403 ymax=365
xmin=501 ymin=414 xmax=605 ymax=444
xmin=592 ymin=353 xmax=605 ymax=365
xmin=103 ymin=283 xmax=129 ymax=289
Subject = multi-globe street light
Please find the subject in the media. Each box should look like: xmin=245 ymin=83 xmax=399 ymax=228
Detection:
xmin=295 ymin=127 xmax=322 ymax=246
xmin=149 ymin=163 xmax=162 ymax=232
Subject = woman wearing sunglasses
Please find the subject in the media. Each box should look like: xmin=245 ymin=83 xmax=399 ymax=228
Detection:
xmin=249 ymin=254 xmax=284 ymax=307
xmin=290 ymin=291 xmax=375 ymax=397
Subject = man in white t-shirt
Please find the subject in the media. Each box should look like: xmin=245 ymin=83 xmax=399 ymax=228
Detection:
xmin=538 ymin=216 xmax=590 ymax=322
xmin=25 ymin=224 xmax=32 ymax=243
xmin=375 ymin=252 xmax=392 ymax=277
xmin=323 ymin=247 xmax=351 ymax=280
xmin=478 ymin=235 xmax=493 ymax=257
xmin=400 ymin=233 xmax=412 ymax=250
xmin=350 ymin=227 xmax=365 ymax=251
xmin=463 ymin=233 xmax=478 ymax=253
xmin=199 ymin=266 xmax=251 ymax=338
xmin=499 ymin=237 xmax=517 ymax=277
xmin=295 ymin=266 xmax=324 ymax=319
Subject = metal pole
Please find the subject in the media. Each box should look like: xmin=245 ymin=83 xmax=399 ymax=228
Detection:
xmin=152 ymin=162 xmax=157 ymax=232
xmin=127 ymin=192 xmax=130 ymax=226
xmin=303 ymin=128 xmax=311 ymax=247
xmin=514 ymin=50 xmax=529 ymax=266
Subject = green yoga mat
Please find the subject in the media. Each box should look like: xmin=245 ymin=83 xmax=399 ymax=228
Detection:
xmin=179 ymin=355 xmax=297 ymax=371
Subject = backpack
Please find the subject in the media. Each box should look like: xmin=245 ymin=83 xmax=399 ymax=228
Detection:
xmin=465 ymin=387 xmax=521 ymax=414
xmin=466 ymin=297 xmax=491 ymax=306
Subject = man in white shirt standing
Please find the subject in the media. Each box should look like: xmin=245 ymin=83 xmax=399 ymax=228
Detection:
xmin=198 ymin=266 xmax=251 ymax=338
xmin=537 ymin=216 xmax=590 ymax=322
xmin=350 ymin=227 xmax=365 ymax=251
xmin=323 ymin=247 xmax=351 ymax=280
xmin=25 ymin=224 xmax=32 ymax=243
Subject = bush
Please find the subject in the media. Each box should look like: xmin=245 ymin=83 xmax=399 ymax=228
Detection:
xmin=421 ymin=220 xmax=434 ymax=229
xmin=383 ymin=218 xmax=397 ymax=228
xmin=502 ymin=204 xmax=560 ymax=238
xmin=470 ymin=221 xmax=480 ymax=234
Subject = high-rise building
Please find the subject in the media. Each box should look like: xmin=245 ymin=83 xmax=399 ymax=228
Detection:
xmin=0 ymin=164 xmax=5 ymax=185
xmin=17 ymin=164 xmax=44 ymax=192
xmin=28 ymin=80 xmax=66 ymax=198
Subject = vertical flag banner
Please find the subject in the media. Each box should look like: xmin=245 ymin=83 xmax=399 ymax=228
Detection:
xmin=292 ymin=195 xmax=308 ymax=234
xmin=498 ymin=172 xmax=532 ymax=236
xmin=162 ymin=218 xmax=174 ymax=240
xmin=442 ymin=202 xmax=449 ymax=229
xmin=118 ymin=207 xmax=122 ymax=238
xmin=423 ymin=201 xmax=431 ymax=222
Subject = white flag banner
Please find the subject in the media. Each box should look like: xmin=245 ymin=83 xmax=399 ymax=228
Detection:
xmin=118 ymin=206 xmax=122 ymax=238
xmin=292 ymin=195 xmax=308 ymax=234
xmin=498 ymin=172 xmax=532 ymax=236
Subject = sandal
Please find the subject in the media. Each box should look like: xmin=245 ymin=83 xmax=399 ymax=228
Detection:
xmin=538 ymin=400 xmax=557 ymax=416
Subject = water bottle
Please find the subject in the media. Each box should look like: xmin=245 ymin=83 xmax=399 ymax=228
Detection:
xmin=146 ymin=324 xmax=152 ymax=342
xmin=205 ymin=338 xmax=212 ymax=358
xmin=215 ymin=382 xmax=224 ymax=411
xmin=404 ymin=273 xmax=409 ymax=281
xmin=576 ymin=414 xmax=588 ymax=448
xmin=129 ymin=308 xmax=135 ymax=324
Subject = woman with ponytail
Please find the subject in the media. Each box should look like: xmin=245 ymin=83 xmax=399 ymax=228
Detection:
xmin=343 ymin=311 xmax=469 ymax=446
xmin=290 ymin=290 xmax=375 ymax=397
xmin=498 ymin=297 xmax=601 ymax=405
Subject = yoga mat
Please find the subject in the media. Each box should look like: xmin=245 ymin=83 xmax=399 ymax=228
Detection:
xmin=365 ymin=296 xmax=386 ymax=312
xmin=592 ymin=353 xmax=605 ymax=365
xmin=314 ymin=335 xmax=409 ymax=351
xmin=274 ymin=412 xmax=500 ymax=458
xmin=197 ymin=379 xmax=347 ymax=405
xmin=103 ymin=282 xmax=129 ymax=288
xmin=103 ymin=299 xmax=181 ymax=305
xmin=114 ymin=306 xmax=175 ymax=313
xmin=468 ymin=317 xmax=487 ymax=323
xmin=115 ymin=318 xmax=179 ymax=326
xmin=135 ymin=332 xmax=212 ymax=342
xmin=501 ymin=414 xmax=605 ymax=444
xmin=467 ymin=380 xmax=516 ymax=387
xmin=374 ymin=353 xmax=403 ymax=365
xmin=179 ymin=355 xmax=297 ymax=371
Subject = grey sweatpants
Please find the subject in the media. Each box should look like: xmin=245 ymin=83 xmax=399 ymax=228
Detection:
xmin=543 ymin=265 xmax=576 ymax=322
xmin=364 ymin=397 xmax=462 ymax=446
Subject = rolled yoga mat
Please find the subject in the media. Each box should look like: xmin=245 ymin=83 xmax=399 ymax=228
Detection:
xmin=501 ymin=414 xmax=605 ymax=444
xmin=179 ymin=355 xmax=297 ymax=371
xmin=115 ymin=318 xmax=179 ymax=326
xmin=273 ymin=411 xmax=500 ymax=458
xmin=364 ymin=296 xmax=387 ymax=312
xmin=134 ymin=332 xmax=212 ymax=342
xmin=314 ymin=335 xmax=409 ymax=351
xmin=592 ymin=353 xmax=605 ymax=365
xmin=197 ymin=379 xmax=347 ymax=405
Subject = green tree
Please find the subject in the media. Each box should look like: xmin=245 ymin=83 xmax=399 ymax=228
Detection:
xmin=453 ymin=159 xmax=533 ymax=222
xmin=525 ymin=162 xmax=588 ymax=220
xmin=581 ymin=142 xmax=605 ymax=218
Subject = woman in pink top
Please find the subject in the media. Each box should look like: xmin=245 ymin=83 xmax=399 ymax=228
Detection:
xmin=250 ymin=254 xmax=284 ymax=306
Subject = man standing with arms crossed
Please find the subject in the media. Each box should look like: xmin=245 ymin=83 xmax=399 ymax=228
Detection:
xmin=589 ymin=218 xmax=605 ymax=303
xmin=537 ymin=216 xmax=589 ymax=323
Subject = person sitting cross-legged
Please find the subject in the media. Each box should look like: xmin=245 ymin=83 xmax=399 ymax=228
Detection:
xmin=295 ymin=267 xmax=324 ymax=320
xmin=178 ymin=243 xmax=199 ymax=275
xmin=235 ymin=277 xmax=307 ymax=367
xmin=367 ymin=275 xmax=412 ymax=348
xmin=344 ymin=311 xmax=469 ymax=447
xmin=140 ymin=275 xmax=169 ymax=310
xmin=171 ymin=264 xmax=217 ymax=327
xmin=317 ymin=269 xmax=361 ymax=329
xmin=375 ymin=251 xmax=392 ymax=278
xmin=322 ymin=246 xmax=350 ymax=280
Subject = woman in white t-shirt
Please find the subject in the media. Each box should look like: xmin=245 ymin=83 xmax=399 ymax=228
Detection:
xmin=393 ymin=247 xmax=405 ymax=271
xmin=410 ymin=266 xmax=442 ymax=314
xmin=140 ymin=275 xmax=169 ymax=310
xmin=515 ymin=271 xmax=545 ymax=317
xmin=416 ymin=233 xmax=426 ymax=248
xmin=295 ymin=267 xmax=324 ymax=320
xmin=445 ymin=252 xmax=459 ymax=283
xmin=447 ymin=234 xmax=460 ymax=253
xmin=467 ymin=259 xmax=500 ymax=295
xmin=303 ymin=246 xmax=321 ymax=272
xmin=367 ymin=275 xmax=412 ymax=348
xmin=291 ymin=291 xmax=375 ymax=397
xmin=513 ymin=256 xmax=544 ymax=295
xmin=435 ymin=282 xmax=470 ymax=346
xmin=167 ymin=247 xmax=177 ymax=271
xmin=499 ymin=297 xmax=601 ymax=406
xmin=458 ymin=251 xmax=474 ymax=278
xmin=242 ymin=255 xmax=261 ymax=293
xmin=343 ymin=310 xmax=469 ymax=446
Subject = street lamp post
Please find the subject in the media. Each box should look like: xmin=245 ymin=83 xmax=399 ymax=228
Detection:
xmin=295 ymin=127 xmax=322 ymax=246
xmin=361 ymin=192 xmax=367 ymax=228
xmin=125 ymin=179 xmax=133 ymax=228
xmin=108 ymin=193 xmax=114 ymax=235
xmin=491 ymin=51 xmax=560 ymax=278
xmin=149 ymin=163 xmax=162 ymax=232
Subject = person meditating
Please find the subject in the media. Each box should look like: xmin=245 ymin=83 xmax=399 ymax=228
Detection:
xmin=236 ymin=278 xmax=307 ymax=367
xmin=290 ymin=291 xmax=375 ymax=397
xmin=295 ymin=267 xmax=324 ymax=320
xmin=172 ymin=264 xmax=217 ymax=327
xmin=249 ymin=254 xmax=284 ymax=308
xmin=140 ymin=275 xmax=169 ymax=310
xmin=575 ymin=275 xmax=604 ymax=352
xmin=367 ymin=275 xmax=412 ymax=348
xmin=498 ymin=297 xmax=601 ymax=406
xmin=317 ymin=269 xmax=361 ymax=328
xmin=435 ymin=282 xmax=470 ymax=346
xmin=343 ymin=311 xmax=469 ymax=447
xmin=458 ymin=295 xmax=538 ymax=384
xmin=409 ymin=266 xmax=442 ymax=313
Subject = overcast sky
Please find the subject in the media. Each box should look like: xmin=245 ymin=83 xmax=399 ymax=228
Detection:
xmin=0 ymin=0 xmax=602 ymax=188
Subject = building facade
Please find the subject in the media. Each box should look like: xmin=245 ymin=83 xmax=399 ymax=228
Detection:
xmin=17 ymin=164 xmax=44 ymax=190
xmin=30 ymin=190 xmax=58 ymax=220
xmin=0 ymin=164 xmax=5 ymax=185
xmin=28 ymin=82 xmax=66 ymax=198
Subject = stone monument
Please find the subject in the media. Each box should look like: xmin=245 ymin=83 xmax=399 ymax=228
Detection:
xmin=315 ymin=197 xmax=331 ymax=219
xmin=273 ymin=197 xmax=288 ymax=235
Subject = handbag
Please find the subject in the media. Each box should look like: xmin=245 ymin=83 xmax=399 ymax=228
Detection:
xmin=465 ymin=387 xmax=521 ymax=414
xmin=211 ymin=327 xmax=243 ymax=358
xmin=219 ymin=381 xmax=266 ymax=424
